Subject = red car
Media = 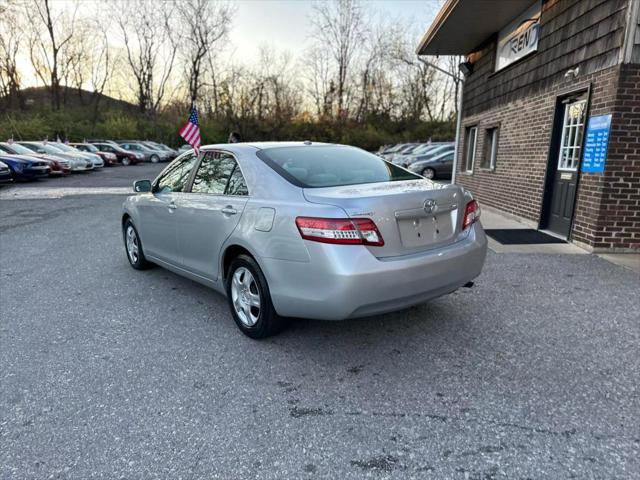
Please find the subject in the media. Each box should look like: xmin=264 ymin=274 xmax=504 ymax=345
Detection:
xmin=89 ymin=142 xmax=142 ymax=166
xmin=71 ymin=143 xmax=119 ymax=166
xmin=0 ymin=142 xmax=70 ymax=176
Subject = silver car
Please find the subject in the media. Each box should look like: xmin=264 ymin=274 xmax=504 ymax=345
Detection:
xmin=17 ymin=142 xmax=93 ymax=171
xmin=122 ymin=142 xmax=487 ymax=338
xmin=49 ymin=142 xmax=104 ymax=168
xmin=119 ymin=142 xmax=169 ymax=163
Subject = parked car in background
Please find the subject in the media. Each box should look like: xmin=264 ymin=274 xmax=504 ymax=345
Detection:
xmin=17 ymin=141 xmax=93 ymax=172
xmin=0 ymin=160 xmax=13 ymax=183
xmin=377 ymin=144 xmax=398 ymax=155
xmin=90 ymin=142 xmax=142 ymax=166
xmin=379 ymin=143 xmax=415 ymax=160
xmin=0 ymin=142 xmax=70 ymax=176
xmin=177 ymin=144 xmax=192 ymax=154
xmin=400 ymin=143 xmax=455 ymax=167
xmin=0 ymin=153 xmax=51 ymax=180
xmin=145 ymin=141 xmax=178 ymax=160
xmin=49 ymin=142 xmax=104 ymax=168
xmin=407 ymin=150 xmax=455 ymax=180
xmin=377 ymin=143 xmax=405 ymax=158
xmin=392 ymin=143 xmax=452 ymax=165
xmin=70 ymin=143 xmax=119 ymax=166
xmin=118 ymin=141 xmax=170 ymax=163
xmin=122 ymin=142 xmax=486 ymax=338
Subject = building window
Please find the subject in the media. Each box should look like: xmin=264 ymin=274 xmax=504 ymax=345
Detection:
xmin=463 ymin=126 xmax=477 ymax=173
xmin=558 ymin=99 xmax=587 ymax=171
xmin=481 ymin=127 xmax=498 ymax=170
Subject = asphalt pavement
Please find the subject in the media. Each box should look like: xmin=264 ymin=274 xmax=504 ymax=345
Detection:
xmin=1 ymin=164 xmax=639 ymax=479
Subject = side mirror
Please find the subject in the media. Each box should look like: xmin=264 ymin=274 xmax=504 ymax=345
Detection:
xmin=133 ymin=179 xmax=152 ymax=193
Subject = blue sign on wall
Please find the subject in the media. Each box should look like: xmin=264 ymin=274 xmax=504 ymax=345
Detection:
xmin=581 ymin=114 xmax=612 ymax=173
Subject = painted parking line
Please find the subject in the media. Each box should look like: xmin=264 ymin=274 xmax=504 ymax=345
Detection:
xmin=0 ymin=187 xmax=132 ymax=199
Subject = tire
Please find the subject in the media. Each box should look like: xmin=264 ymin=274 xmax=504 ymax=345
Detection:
xmin=150 ymin=154 xmax=160 ymax=163
xmin=225 ymin=254 xmax=287 ymax=339
xmin=121 ymin=157 xmax=131 ymax=166
xmin=123 ymin=219 xmax=152 ymax=270
xmin=421 ymin=167 xmax=436 ymax=180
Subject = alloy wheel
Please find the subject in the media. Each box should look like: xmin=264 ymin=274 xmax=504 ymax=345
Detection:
xmin=125 ymin=225 xmax=139 ymax=264
xmin=422 ymin=168 xmax=435 ymax=179
xmin=231 ymin=267 xmax=261 ymax=327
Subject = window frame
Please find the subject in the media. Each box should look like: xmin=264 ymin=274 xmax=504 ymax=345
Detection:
xmin=480 ymin=127 xmax=499 ymax=171
xmin=463 ymin=126 xmax=478 ymax=174
xmin=557 ymin=99 xmax=587 ymax=172
xmin=186 ymin=149 xmax=250 ymax=197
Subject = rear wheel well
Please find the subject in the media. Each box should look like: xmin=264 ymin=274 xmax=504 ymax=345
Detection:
xmin=223 ymin=245 xmax=254 ymax=280
xmin=122 ymin=214 xmax=131 ymax=229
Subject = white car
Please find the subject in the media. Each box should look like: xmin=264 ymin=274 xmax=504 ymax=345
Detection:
xmin=50 ymin=142 xmax=104 ymax=168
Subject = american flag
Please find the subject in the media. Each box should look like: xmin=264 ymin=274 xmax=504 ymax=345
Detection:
xmin=179 ymin=105 xmax=201 ymax=153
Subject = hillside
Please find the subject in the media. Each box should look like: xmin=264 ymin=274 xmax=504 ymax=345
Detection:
xmin=3 ymin=86 xmax=137 ymax=112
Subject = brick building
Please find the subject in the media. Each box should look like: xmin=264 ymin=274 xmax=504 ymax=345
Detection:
xmin=417 ymin=0 xmax=640 ymax=251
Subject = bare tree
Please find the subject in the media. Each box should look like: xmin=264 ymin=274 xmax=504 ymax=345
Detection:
xmin=311 ymin=0 xmax=366 ymax=119
xmin=177 ymin=0 xmax=233 ymax=105
xmin=304 ymin=45 xmax=334 ymax=118
xmin=26 ymin=0 xmax=79 ymax=110
xmin=114 ymin=0 xmax=178 ymax=113
xmin=0 ymin=0 xmax=23 ymax=108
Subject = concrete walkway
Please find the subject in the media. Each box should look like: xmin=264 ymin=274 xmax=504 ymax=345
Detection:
xmin=481 ymin=205 xmax=640 ymax=272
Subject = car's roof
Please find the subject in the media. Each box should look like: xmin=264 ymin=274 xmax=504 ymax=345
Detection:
xmin=201 ymin=141 xmax=335 ymax=152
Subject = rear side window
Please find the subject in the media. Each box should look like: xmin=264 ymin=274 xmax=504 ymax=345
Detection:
xmin=257 ymin=145 xmax=420 ymax=188
xmin=226 ymin=165 xmax=249 ymax=195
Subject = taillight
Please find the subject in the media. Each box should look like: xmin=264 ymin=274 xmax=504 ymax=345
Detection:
xmin=295 ymin=217 xmax=384 ymax=246
xmin=463 ymin=199 xmax=480 ymax=229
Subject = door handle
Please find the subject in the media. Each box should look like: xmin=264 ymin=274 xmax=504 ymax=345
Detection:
xmin=221 ymin=205 xmax=237 ymax=215
xmin=167 ymin=202 xmax=177 ymax=210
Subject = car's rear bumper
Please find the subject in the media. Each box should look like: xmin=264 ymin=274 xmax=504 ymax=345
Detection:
xmin=263 ymin=222 xmax=487 ymax=320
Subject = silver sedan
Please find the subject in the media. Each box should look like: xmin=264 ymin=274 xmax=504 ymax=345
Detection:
xmin=122 ymin=142 xmax=487 ymax=338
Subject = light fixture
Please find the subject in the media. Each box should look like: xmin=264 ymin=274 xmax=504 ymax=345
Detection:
xmin=564 ymin=67 xmax=580 ymax=80
xmin=458 ymin=61 xmax=473 ymax=77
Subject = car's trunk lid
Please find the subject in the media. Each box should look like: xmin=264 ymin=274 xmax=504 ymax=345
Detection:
xmin=303 ymin=179 xmax=465 ymax=258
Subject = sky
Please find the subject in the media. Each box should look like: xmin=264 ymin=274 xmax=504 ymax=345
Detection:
xmin=14 ymin=0 xmax=444 ymax=90
xmin=227 ymin=0 xmax=442 ymax=62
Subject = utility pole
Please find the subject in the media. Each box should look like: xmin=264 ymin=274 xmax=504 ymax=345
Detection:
xmin=418 ymin=58 xmax=465 ymax=185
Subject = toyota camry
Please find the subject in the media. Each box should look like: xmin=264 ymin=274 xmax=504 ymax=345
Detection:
xmin=122 ymin=142 xmax=487 ymax=338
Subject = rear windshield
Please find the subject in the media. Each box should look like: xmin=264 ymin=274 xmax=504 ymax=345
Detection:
xmin=256 ymin=145 xmax=420 ymax=188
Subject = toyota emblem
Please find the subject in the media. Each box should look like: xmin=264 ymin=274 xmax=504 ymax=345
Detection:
xmin=423 ymin=199 xmax=437 ymax=215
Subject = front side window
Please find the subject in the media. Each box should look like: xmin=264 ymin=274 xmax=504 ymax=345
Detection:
xmin=257 ymin=145 xmax=420 ymax=188
xmin=463 ymin=127 xmax=477 ymax=173
xmin=558 ymin=99 xmax=586 ymax=171
xmin=191 ymin=151 xmax=247 ymax=195
xmin=155 ymin=153 xmax=198 ymax=193
xmin=481 ymin=127 xmax=498 ymax=170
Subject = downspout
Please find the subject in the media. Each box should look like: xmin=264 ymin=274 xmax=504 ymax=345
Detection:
xmin=451 ymin=77 xmax=464 ymax=185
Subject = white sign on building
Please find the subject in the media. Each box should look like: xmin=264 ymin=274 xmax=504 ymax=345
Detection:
xmin=495 ymin=1 xmax=542 ymax=71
